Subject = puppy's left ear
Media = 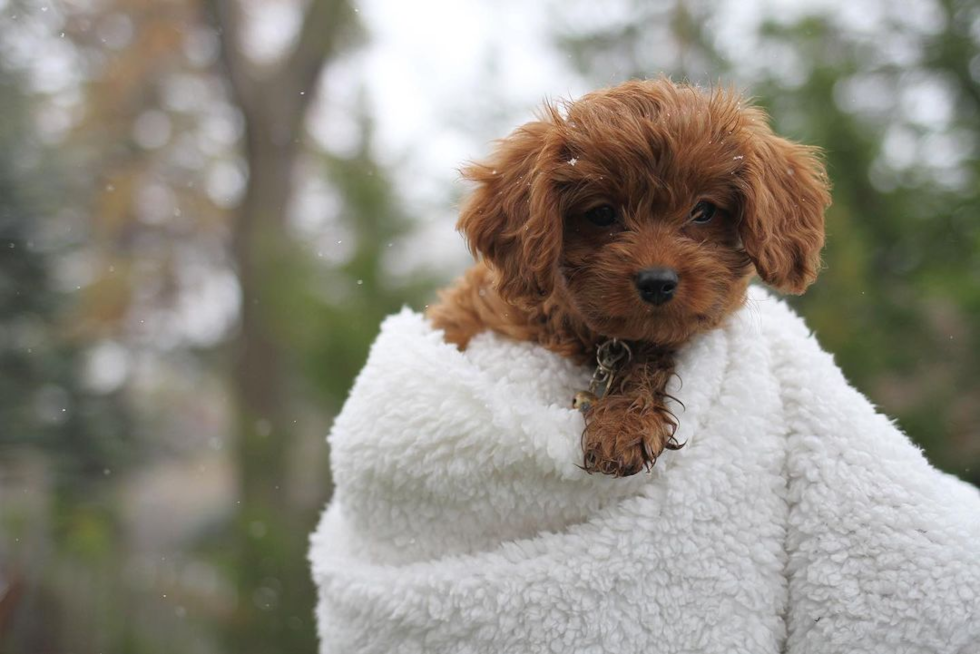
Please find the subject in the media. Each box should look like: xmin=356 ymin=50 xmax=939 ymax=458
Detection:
xmin=737 ymin=108 xmax=832 ymax=294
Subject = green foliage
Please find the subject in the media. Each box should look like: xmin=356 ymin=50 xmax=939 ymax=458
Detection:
xmin=271 ymin=135 xmax=437 ymax=408
xmin=0 ymin=63 xmax=132 ymax=485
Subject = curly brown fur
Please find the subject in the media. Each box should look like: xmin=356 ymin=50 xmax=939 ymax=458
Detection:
xmin=428 ymin=78 xmax=831 ymax=477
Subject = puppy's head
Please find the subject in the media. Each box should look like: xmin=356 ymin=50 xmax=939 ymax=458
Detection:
xmin=459 ymin=78 xmax=831 ymax=347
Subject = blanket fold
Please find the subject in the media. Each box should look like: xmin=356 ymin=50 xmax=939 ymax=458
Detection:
xmin=310 ymin=287 xmax=980 ymax=654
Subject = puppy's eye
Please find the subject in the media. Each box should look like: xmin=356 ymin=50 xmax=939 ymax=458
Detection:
xmin=690 ymin=201 xmax=716 ymax=224
xmin=585 ymin=205 xmax=618 ymax=227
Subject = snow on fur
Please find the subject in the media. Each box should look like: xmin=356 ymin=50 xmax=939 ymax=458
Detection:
xmin=309 ymin=286 xmax=980 ymax=654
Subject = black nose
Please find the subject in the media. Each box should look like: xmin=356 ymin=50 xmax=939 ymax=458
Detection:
xmin=635 ymin=268 xmax=678 ymax=305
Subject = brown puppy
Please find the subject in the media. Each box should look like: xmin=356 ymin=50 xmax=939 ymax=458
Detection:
xmin=428 ymin=78 xmax=831 ymax=477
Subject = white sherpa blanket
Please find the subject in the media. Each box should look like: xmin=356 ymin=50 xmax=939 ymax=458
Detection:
xmin=309 ymin=286 xmax=980 ymax=654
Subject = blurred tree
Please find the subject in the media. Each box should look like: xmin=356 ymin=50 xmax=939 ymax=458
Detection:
xmin=275 ymin=117 xmax=437 ymax=406
xmin=0 ymin=23 xmax=133 ymax=487
xmin=3 ymin=0 xmax=436 ymax=651
xmin=205 ymin=1 xmax=364 ymax=651
xmin=0 ymin=44 xmax=133 ymax=654
xmin=555 ymin=0 xmax=980 ymax=484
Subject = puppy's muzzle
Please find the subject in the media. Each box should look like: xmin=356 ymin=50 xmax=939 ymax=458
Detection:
xmin=635 ymin=268 xmax=678 ymax=305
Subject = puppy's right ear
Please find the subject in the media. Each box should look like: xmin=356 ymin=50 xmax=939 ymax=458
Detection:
xmin=458 ymin=120 xmax=562 ymax=307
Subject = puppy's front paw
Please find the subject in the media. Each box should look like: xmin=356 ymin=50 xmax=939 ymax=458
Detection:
xmin=581 ymin=394 xmax=681 ymax=477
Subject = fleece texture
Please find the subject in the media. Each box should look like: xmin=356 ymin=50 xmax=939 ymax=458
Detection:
xmin=309 ymin=286 xmax=980 ymax=654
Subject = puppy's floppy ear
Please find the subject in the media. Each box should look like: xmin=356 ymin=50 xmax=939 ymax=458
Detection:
xmin=737 ymin=107 xmax=832 ymax=294
xmin=457 ymin=119 xmax=563 ymax=307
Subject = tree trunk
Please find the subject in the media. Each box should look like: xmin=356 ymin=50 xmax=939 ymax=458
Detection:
xmin=205 ymin=1 xmax=355 ymax=650
xmin=233 ymin=118 xmax=299 ymax=507
xmin=230 ymin=118 xmax=304 ymax=654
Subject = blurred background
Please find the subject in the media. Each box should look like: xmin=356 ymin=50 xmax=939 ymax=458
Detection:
xmin=1 ymin=0 xmax=978 ymax=652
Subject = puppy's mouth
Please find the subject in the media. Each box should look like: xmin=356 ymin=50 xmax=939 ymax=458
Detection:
xmin=584 ymin=303 xmax=691 ymax=343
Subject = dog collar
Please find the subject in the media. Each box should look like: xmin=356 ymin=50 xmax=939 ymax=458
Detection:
xmin=572 ymin=338 xmax=632 ymax=413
